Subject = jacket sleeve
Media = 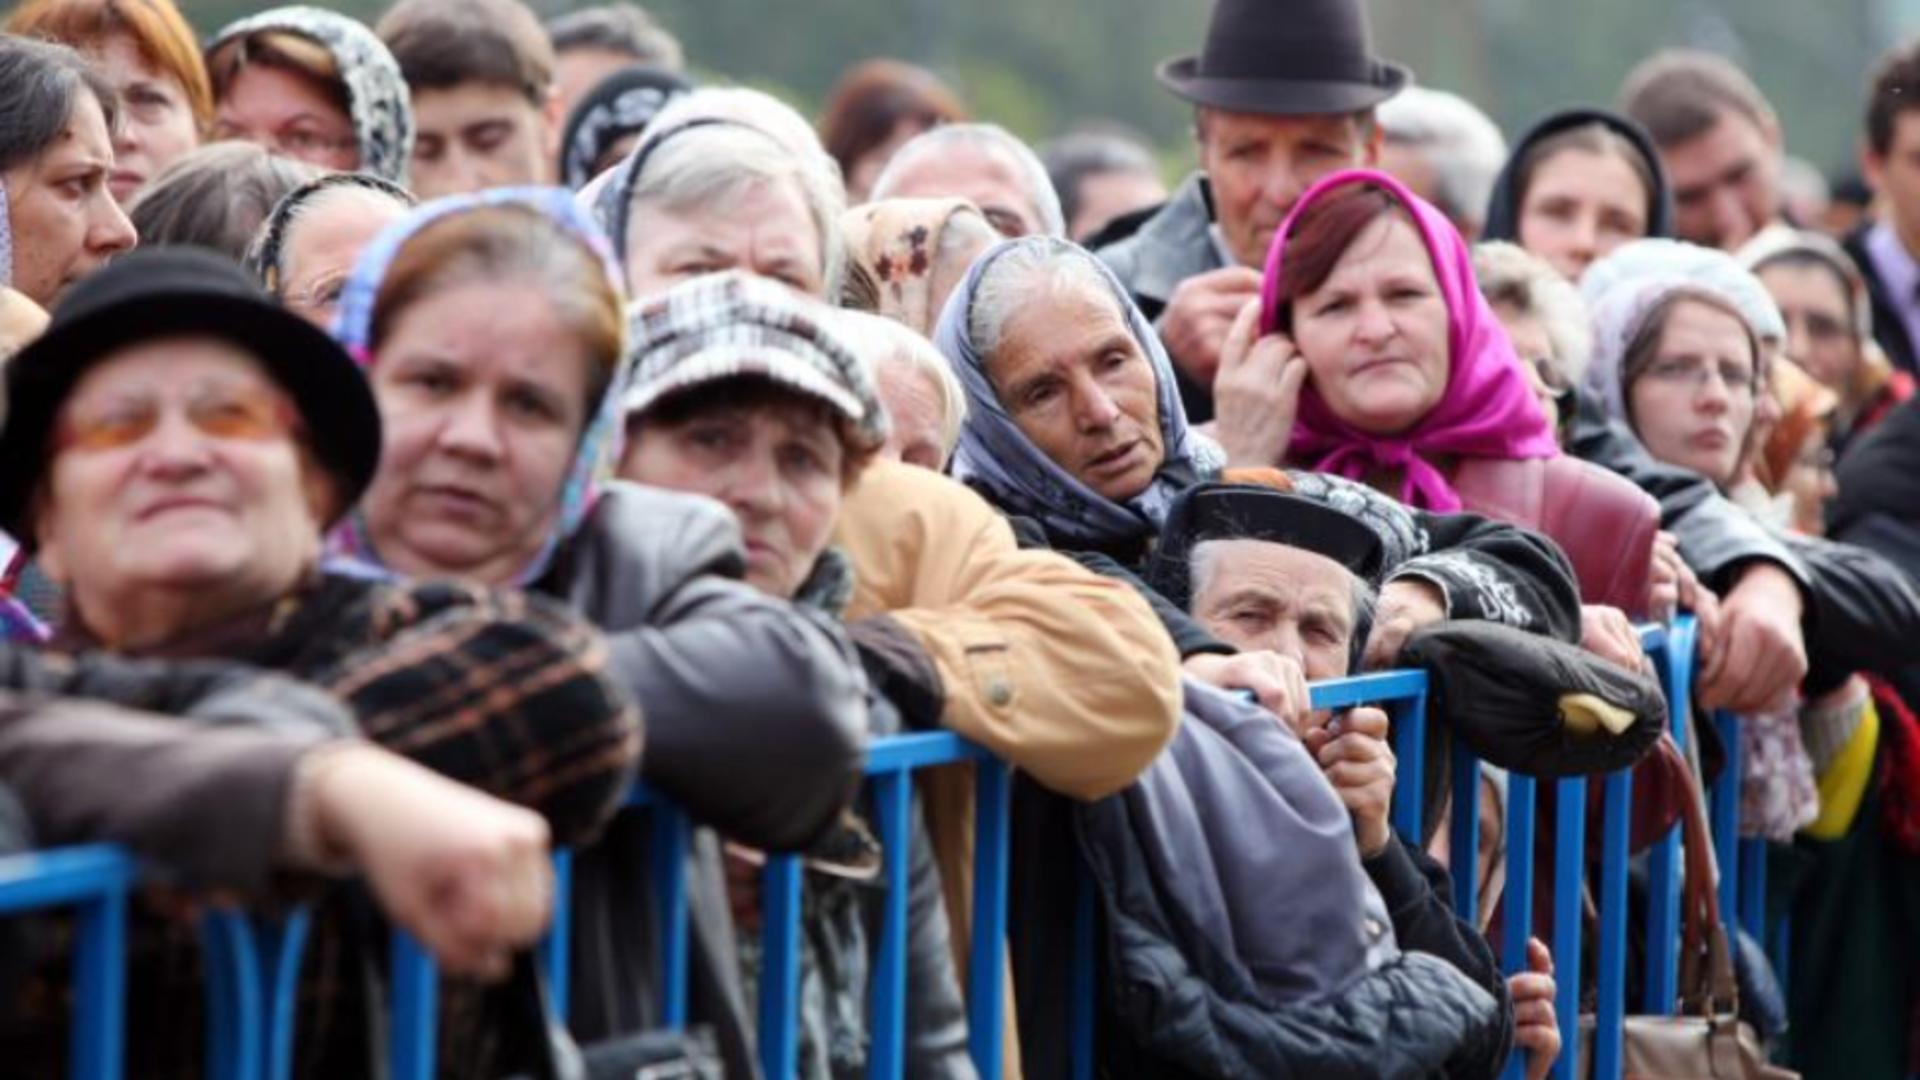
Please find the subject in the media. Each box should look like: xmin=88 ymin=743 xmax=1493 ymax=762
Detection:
xmin=0 ymin=695 xmax=330 ymax=892
xmin=1400 ymin=509 xmax=1583 ymax=644
xmin=1785 ymin=532 xmax=1920 ymax=696
xmin=1567 ymin=392 xmax=1808 ymax=592
xmin=839 ymin=463 xmax=1182 ymax=801
xmin=564 ymin=484 xmax=867 ymax=852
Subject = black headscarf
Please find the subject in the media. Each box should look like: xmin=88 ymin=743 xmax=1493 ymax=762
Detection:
xmin=558 ymin=65 xmax=693 ymax=190
xmin=1480 ymin=107 xmax=1674 ymax=245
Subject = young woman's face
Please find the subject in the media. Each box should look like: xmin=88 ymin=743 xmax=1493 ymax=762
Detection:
xmin=2 ymin=90 xmax=137 ymax=307
xmin=1756 ymin=261 xmax=1861 ymax=394
xmin=360 ymin=281 xmax=596 ymax=585
xmin=94 ymin=32 xmax=199 ymax=203
xmin=1627 ymin=298 xmax=1759 ymax=487
xmin=1516 ymin=146 xmax=1649 ymax=281
xmin=1291 ymin=213 xmax=1451 ymax=437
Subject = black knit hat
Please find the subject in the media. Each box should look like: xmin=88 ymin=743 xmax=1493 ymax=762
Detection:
xmin=0 ymin=248 xmax=381 ymax=546
xmin=1157 ymin=0 xmax=1410 ymax=115
xmin=1146 ymin=481 xmax=1387 ymax=614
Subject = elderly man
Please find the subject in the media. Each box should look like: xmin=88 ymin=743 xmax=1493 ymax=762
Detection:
xmin=1096 ymin=0 xmax=1407 ymax=422
xmin=1619 ymin=49 xmax=1787 ymax=253
xmin=1376 ymin=85 xmax=1507 ymax=240
xmin=868 ymin=122 xmax=1065 ymax=239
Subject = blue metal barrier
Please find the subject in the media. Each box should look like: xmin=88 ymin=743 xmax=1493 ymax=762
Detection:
xmin=0 ymin=845 xmax=135 ymax=1080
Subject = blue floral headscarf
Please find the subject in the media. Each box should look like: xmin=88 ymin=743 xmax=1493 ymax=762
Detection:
xmin=327 ymin=186 xmax=626 ymax=585
xmin=931 ymin=235 xmax=1223 ymax=548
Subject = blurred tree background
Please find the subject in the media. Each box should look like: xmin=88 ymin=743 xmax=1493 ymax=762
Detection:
xmin=188 ymin=0 xmax=1917 ymax=181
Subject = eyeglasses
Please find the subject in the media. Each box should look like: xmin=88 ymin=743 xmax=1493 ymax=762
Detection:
xmin=55 ymin=383 xmax=302 ymax=454
xmin=212 ymin=122 xmax=357 ymax=162
xmin=1641 ymin=356 xmax=1756 ymax=394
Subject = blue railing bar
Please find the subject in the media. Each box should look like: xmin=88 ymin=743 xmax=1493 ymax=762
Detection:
xmin=1710 ymin=711 xmax=1741 ymax=928
xmin=1548 ymin=777 xmax=1586 ymax=1080
xmin=650 ymin=806 xmax=691 ymax=1029
xmin=389 ymin=932 xmax=437 ymax=1080
xmin=864 ymin=730 xmax=994 ymax=772
xmin=1770 ymin=914 xmax=1790 ymax=997
xmin=261 ymin=911 xmax=310 ymax=1080
xmin=1377 ymin=682 xmax=1430 ymax=843
xmin=1309 ymin=669 xmax=1429 ymax=711
xmin=967 ymin=756 xmax=1013 ymax=1078
xmin=757 ymin=856 xmax=804 ymax=1080
xmin=866 ymin=771 xmax=914 ymax=1080
xmin=1593 ymin=768 xmax=1633 ymax=1080
xmin=1643 ymin=615 xmax=1696 ymax=1014
xmin=1068 ymin=867 xmax=1096 ymax=1080
xmin=201 ymin=912 xmax=262 ymax=1080
xmin=544 ymin=850 xmax=573 ymax=1021
xmin=1497 ymin=772 xmax=1537 ymax=1080
xmin=0 ymin=845 xmax=136 ymax=911
xmin=73 ymin=885 xmax=129 ymax=1080
xmin=1738 ymin=838 xmax=1767 ymax=942
xmin=1448 ymin=750 xmax=1480 ymax=924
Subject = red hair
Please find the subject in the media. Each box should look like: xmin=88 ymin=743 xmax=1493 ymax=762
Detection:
xmin=6 ymin=0 xmax=213 ymax=130
xmin=1268 ymin=183 xmax=1414 ymax=334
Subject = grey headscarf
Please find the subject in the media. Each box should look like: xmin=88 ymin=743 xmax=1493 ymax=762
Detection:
xmin=207 ymin=7 xmax=415 ymax=184
xmin=931 ymin=235 xmax=1224 ymax=548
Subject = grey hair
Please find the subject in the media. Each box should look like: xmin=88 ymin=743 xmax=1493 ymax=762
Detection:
xmin=837 ymin=309 xmax=968 ymax=462
xmin=246 ymin=175 xmax=416 ymax=293
xmin=128 ymin=143 xmax=320 ymax=262
xmin=648 ymin=86 xmax=839 ymax=174
xmin=628 ymin=120 xmax=848 ymax=299
xmin=0 ymin=36 xmax=120 ymax=175
xmin=1376 ymin=85 xmax=1508 ymax=231
xmin=1039 ymin=129 xmax=1160 ymax=233
xmin=545 ymin=3 xmax=684 ymax=72
xmin=966 ymin=237 xmax=1119 ymax=359
xmin=1473 ymin=241 xmax=1595 ymax=387
xmin=872 ymin=122 xmax=1067 ymax=238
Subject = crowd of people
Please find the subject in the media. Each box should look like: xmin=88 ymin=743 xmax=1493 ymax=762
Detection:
xmin=0 ymin=0 xmax=1917 ymax=1075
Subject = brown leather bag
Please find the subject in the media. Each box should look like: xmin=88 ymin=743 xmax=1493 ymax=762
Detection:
xmin=1576 ymin=741 xmax=1797 ymax=1079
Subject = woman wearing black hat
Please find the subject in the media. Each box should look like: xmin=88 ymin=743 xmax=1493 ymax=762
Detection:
xmin=0 ymin=244 xmax=641 ymax=1076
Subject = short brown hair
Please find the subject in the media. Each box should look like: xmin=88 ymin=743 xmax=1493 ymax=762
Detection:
xmin=818 ymin=59 xmax=967 ymax=182
xmin=1619 ymin=49 xmax=1774 ymax=149
xmin=6 ymin=0 xmax=213 ymax=129
xmin=1867 ymin=39 xmax=1920 ymax=157
xmin=206 ymin=29 xmax=349 ymax=117
xmin=1512 ymin=122 xmax=1657 ymax=223
xmin=376 ymin=0 xmax=553 ymax=103
xmin=1267 ymin=183 xmax=1415 ymax=333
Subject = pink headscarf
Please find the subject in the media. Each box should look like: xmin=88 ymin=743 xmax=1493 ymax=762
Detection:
xmin=1260 ymin=168 xmax=1557 ymax=512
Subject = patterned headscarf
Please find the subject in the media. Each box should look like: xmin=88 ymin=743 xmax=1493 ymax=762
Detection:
xmin=1262 ymin=168 xmax=1559 ymax=512
xmin=841 ymin=197 xmax=995 ymax=335
xmin=207 ymin=7 xmax=415 ymax=184
xmin=327 ymin=187 xmax=626 ymax=585
xmin=932 ymin=235 xmax=1224 ymax=548
xmin=559 ymin=65 xmax=692 ymax=190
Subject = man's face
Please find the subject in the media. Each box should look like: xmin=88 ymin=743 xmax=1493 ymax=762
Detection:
xmin=1197 ymin=108 xmax=1377 ymax=269
xmin=409 ymin=81 xmax=558 ymax=198
xmin=1865 ymin=111 xmax=1920 ymax=248
xmin=1191 ymin=538 xmax=1359 ymax=681
xmin=1661 ymin=108 xmax=1780 ymax=252
xmin=879 ymin=143 xmax=1047 ymax=238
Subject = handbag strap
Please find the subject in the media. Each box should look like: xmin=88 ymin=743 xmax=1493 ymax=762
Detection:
xmin=505 ymin=951 xmax=586 ymax=1080
xmin=1667 ymin=738 xmax=1741 ymax=1017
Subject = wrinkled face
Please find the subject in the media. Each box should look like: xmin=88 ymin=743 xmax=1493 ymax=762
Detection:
xmin=1756 ymin=262 xmax=1860 ymax=393
xmin=874 ymin=358 xmax=947 ymax=470
xmin=278 ymin=190 xmax=409 ymax=329
xmin=2 ymin=92 xmax=137 ymax=307
xmin=880 ymin=143 xmax=1045 ymax=238
xmin=361 ymin=281 xmax=595 ymax=585
xmin=1199 ymin=108 xmax=1374 ymax=269
xmin=35 ymin=339 xmax=326 ymax=637
xmin=1491 ymin=301 xmax=1568 ymax=433
xmin=1066 ymin=167 xmax=1168 ymax=243
xmin=626 ymin=178 xmax=824 ymax=299
xmin=620 ymin=395 xmax=847 ymax=598
xmin=553 ymin=46 xmax=634 ymax=122
xmin=1662 ymin=109 xmax=1778 ymax=252
xmin=409 ymin=83 xmax=556 ymax=199
xmin=1291 ymin=214 xmax=1451 ymax=436
xmin=988 ymin=280 xmax=1165 ymax=500
xmin=1516 ymin=147 xmax=1649 ymax=280
xmin=1627 ymin=298 xmax=1758 ymax=486
xmin=1192 ymin=538 xmax=1358 ymax=680
xmin=94 ymin=33 xmax=199 ymax=204
xmin=1866 ymin=112 xmax=1920 ymax=246
xmin=214 ymin=62 xmax=358 ymax=171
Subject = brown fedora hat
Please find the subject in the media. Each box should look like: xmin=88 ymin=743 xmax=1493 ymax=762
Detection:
xmin=1158 ymin=0 xmax=1410 ymax=115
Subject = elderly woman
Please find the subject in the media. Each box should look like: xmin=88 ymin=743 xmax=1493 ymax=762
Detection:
xmin=245 ymin=171 xmax=416 ymax=328
xmin=870 ymin=123 xmax=1064 ymax=239
xmin=840 ymin=197 xmax=999 ymax=335
xmin=6 ymin=0 xmax=209 ymax=204
xmin=837 ymin=308 xmax=968 ymax=470
xmin=327 ymin=187 xmax=868 ymax=1075
xmin=124 ymin=140 xmax=318 ymax=259
xmin=1742 ymin=228 xmax=1913 ymax=454
xmin=0 ymin=245 xmax=639 ymax=1075
xmin=1480 ymin=108 xmax=1674 ymax=282
xmin=934 ymin=233 xmax=1582 ymax=701
xmin=0 ymin=35 xmax=137 ymax=308
xmin=204 ymin=6 xmax=413 ymax=183
xmin=591 ymin=96 xmax=847 ymax=301
xmin=558 ymin=63 xmax=691 ymax=189
xmin=616 ymin=270 xmax=974 ymax=1079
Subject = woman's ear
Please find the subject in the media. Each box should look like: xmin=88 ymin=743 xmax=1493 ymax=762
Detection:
xmin=300 ymin=460 xmax=343 ymax=527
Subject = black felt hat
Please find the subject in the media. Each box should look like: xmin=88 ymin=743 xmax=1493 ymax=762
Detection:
xmin=0 ymin=248 xmax=381 ymax=546
xmin=1147 ymin=482 xmax=1387 ymax=613
xmin=1157 ymin=0 xmax=1411 ymax=115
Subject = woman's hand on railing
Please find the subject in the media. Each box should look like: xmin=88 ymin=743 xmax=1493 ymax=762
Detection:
xmin=1698 ymin=563 xmax=1806 ymax=714
xmin=291 ymin=743 xmax=555 ymax=982
xmin=1511 ymin=937 xmax=1561 ymax=1080
xmin=1646 ymin=532 xmax=1683 ymax=624
xmin=1304 ymin=706 xmax=1395 ymax=858
xmin=1580 ymin=605 xmax=1651 ymax=674
xmin=1183 ymin=650 xmax=1310 ymax=731
xmin=1361 ymin=579 xmax=1448 ymax=671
